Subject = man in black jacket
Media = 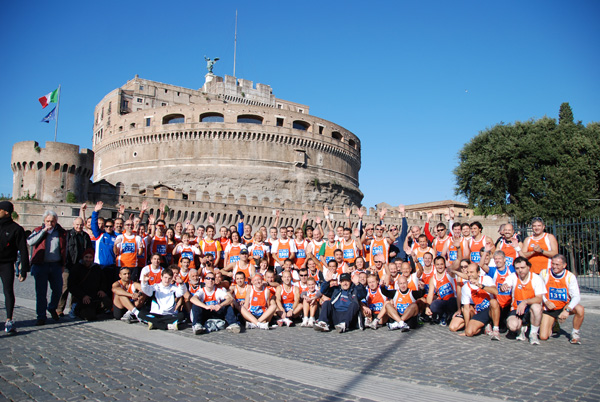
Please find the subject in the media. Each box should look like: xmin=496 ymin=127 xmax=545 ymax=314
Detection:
xmin=58 ymin=217 xmax=92 ymax=317
xmin=314 ymin=270 xmax=367 ymax=333
xmin=0 ymin=201 xmax=29 ymax=333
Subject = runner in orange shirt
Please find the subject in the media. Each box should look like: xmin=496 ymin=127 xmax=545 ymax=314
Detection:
xmin=521 ymin=217 xmax=558 ymax=274
xmin=500 ymin=256 xmax=547 ymax=345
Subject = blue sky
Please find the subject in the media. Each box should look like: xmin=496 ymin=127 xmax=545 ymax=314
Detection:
xmin=1 ymin=1 xmax=598 ymax=209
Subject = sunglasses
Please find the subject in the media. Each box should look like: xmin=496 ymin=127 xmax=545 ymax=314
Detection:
xmin=205 ymin=277 xmax=215 ymax=280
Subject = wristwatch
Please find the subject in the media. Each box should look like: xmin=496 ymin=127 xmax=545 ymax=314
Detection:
xmin=565 ymin=306 xmax=572 ymax=313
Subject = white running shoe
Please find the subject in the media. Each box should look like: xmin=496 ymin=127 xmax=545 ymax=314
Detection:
xmin=245 ymin=322 xmax=257 ymax=330
xmin=121 ymin=310 xmax=133 ymax=323
xmin=283 ymin=318 xmax=293 ymax=327
xmin=335 ymin=322 xmax=346 ymax=333
xmin=399 ymin=321 xmax=410 ymax=332
xmin=387 ymin=321 xmax=400 ymax=331
xmin=529 ymin=332 xmax=540 ymax=345
xmin=226 ymin=323 xmax=241 ymax=333
xmin=301 ymin=317 xmax=309 ymax=327
xmin=516 ymin=326 xmax=528 ymax=341
xmin=193 ymin=324 xmax=205 ymax=335
xmin=314 ymin=321 xmax=329 ymax=332
xmin=257 ymin=322 xmax=270 ymax=330
xmin=307 ymin=317 xmax=315 ymax=327
xmin=485 ymin=323 xmax=492 ymax=336
xmin=167 ymin=322 xmax=178 ymax=331
xmin=368 ymin=318 xmax=379 ymax=330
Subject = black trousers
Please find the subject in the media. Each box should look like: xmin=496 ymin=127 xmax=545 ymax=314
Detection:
xmin=0 ymin=262 xmax=15 ymax=321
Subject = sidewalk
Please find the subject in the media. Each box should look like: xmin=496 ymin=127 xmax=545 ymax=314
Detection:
xmin=2 ymin=281 xmax=600 ymax=401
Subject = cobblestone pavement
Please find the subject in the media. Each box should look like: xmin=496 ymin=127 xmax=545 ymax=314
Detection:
xmin=2 ymin=280 xmax=599 ymax=401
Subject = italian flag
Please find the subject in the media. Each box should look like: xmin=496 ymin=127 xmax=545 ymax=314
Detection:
xmin=39 ymin=88 xmax=58 ymax=108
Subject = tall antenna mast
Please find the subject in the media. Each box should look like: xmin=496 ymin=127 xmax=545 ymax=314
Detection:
xmin=233 ymin=9 xmax=238 ymax=77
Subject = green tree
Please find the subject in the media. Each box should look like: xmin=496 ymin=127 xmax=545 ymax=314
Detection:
xmin=454 ymin=104 xmax=600 ymax=221
xmin=559 ymin=102 xmax=574 ymax=125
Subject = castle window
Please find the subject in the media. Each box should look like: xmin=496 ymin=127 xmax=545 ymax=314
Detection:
xmin=137 ymin=98 xmax=142 ymax=103
xmin=293 ymin=120 xmax=310 ymax=131
xmin=161 ymin=102 xmax=167 ymax=106
xmin=298 ymin=108 xmax=304 ymax=114
xmin=145 ymin=118 xmax=151 ymax=127
xmin=348 ymin=139 xmax=356 ymax=148
xmin=200 ymin=112 xmax=224 ymax=123
xmin=139 ymin=85 xmax=144 ymax=90
xmin=162 ymin=114 xmax=185 ymax=124
xmin=332 ymin=131 xmax=343 ymax=141
xmin=237 ymin=114 xmax=263 ymax=125
xmin=276 ymin=118 xmax=284 ymax=127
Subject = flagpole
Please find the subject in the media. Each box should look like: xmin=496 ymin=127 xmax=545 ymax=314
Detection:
xmin=233 ymin=10 xmax=237 ymax=77
xmin=54 ymin=84 xmax=61 ymax=141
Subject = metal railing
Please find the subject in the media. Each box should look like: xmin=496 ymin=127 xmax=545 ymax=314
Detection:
xmin=512 ymin=217 xmax=600 ymax=294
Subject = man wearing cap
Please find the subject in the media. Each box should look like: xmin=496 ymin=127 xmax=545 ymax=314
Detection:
xmin=0 ymin=201 xmax=29 ymax=333
xmin=314 ymin=272 xmax=367 ymax=333
xmin=28 ymin=210 xmax=68 ymax=325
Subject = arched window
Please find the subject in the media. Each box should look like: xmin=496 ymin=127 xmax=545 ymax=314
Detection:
xmin=200 ymin=112 xmax=224 ymax=122
xmin=332 ymin=131 xmax=343 ymax=141
xmin=348 ymin=139 xmax=356 ymax=148
xmin=162 ymin=114 xmax=185 ymax=124
xmin=293 ymin=120 xmax=310 ymax=131
xmin=237 ymin=114 xmax=263 ymax=124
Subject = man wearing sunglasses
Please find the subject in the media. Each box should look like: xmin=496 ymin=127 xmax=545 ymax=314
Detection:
xmin=190 ymin=273 xmax=240 ymax=334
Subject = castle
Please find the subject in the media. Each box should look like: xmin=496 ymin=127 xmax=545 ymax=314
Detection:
xmin=11 ymin=74 xmax=486 ymax=234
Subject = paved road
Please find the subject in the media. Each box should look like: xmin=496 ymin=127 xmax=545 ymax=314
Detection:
xmin=2 ymin=279 xmax=599 ymax=401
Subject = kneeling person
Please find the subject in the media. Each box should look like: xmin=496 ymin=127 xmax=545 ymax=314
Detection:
xmin=539 ymin=254 xmax=585 ymax=344
xmin=449 ymin=263 xmax=500 ymax=339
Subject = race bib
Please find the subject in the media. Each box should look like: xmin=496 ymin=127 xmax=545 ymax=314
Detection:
xmin=369 ymin=302 xmax=383 ymax=312
xmin=230 ymin=255 xmax=240 ymax=262
xmin=470 ymin=251 xmax=481 ymax=263
xmin=397 ymin=303 xmax=410 ymax=314
xmin=449 ymin=250 xmax=458 ymax=261
xmin=343 ymin=249 xmax=355 ymax=259
xmin=157 ymin=244 xmax=167 ymax=255
xmin=122 ymin=242 xmax=135 ymax=254
xmin=296 ymin=249 xmax=306 ymax=259
xmin=372 ymin=245 xmax=383 ymax=256
xmin=549 ymin=287 xmax=568 ymax=302
xmin=278 ymin=249 xmax=289 ymax=259
xmin=475 ymin=298 xmax=490 ymax=312
xmin=438 ymin=283 xmax=453 ymax=299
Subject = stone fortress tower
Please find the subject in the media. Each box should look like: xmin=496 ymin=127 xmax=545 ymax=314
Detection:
xmin=11 ymin=141 xmax=94 ymax=203
xmin=92 ymin=74 xmax=363 ymax=207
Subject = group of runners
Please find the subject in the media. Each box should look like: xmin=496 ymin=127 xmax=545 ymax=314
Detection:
xmin=0 ymin=198 xmax=584 ymax=344
xmin=75 ymin=201 xmax=585 ymax=345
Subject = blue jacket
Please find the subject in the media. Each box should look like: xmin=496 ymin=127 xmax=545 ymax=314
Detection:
xmin=91 ymin=211 xmax=116 ymax=266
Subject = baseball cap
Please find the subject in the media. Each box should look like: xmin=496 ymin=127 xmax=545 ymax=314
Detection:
xmin=339 ymin=273 xmax=351 ymax=282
